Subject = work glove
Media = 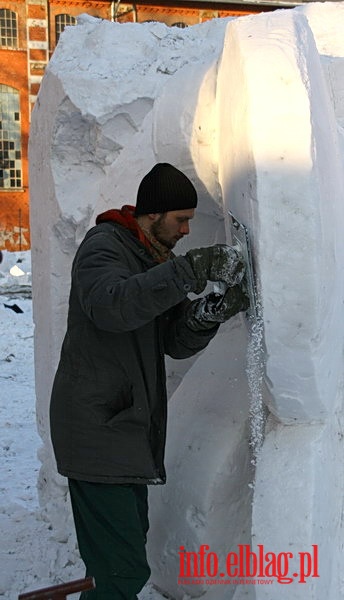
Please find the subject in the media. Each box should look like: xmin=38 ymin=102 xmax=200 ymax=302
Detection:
xmin=185 ymin=244 xmax=246 ymax=294
xmin=185 ymin=285 xmax=250 ymax=331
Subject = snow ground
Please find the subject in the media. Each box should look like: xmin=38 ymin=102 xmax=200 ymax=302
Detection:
xmin=0 ymin=253 xmax=164 ymax=600
xmin=0 ymin=294 xmax=56 ymax=598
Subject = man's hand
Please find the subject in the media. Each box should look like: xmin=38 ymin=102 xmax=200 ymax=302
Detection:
xmin=186 ymin=285 xmax=250 ymax=331
xmin=185 ymin=244 xmax=246 ymax=294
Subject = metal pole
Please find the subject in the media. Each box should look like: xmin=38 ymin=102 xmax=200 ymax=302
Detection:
xmin=18 ymin=576 xmax=95 ymax=600
xmin=18 ymin=207 xmax=22 ymax=251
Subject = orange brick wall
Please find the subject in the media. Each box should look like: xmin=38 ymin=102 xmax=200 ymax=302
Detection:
xmin=0 ymin=0 xmax=46 ymax=249
xmin=27 ymin=4 xmax=46 ymax=20
xmin=0 ymin=40 xmax=29 ymax=250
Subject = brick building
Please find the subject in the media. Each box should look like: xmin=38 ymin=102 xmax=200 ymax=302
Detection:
xmin=0 ymin=0 xmax=315 ymax=250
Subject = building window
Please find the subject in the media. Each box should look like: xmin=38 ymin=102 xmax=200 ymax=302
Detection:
xmin=55 ymin=14 xmax=76 ymax=45
xmin=0 ymin=9 xmax=18 ymax=48
xmin=0 ymin=85 xmax=22 ymax=189
xmin=171 ymin=22 xmax=188 ymax=28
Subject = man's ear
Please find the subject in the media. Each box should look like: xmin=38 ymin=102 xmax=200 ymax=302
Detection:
xmin=148 ymin=213 xmax=162 ymax=222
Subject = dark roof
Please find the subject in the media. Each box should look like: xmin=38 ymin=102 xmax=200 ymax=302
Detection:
xmin=207 ymin=0 xmax=339 ymax=4
xmin=179 ymin=0 xmax=340 ymax=5
xmin=136 ymin=0 xmax=341 ymax=8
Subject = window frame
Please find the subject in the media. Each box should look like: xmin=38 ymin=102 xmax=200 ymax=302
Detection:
xmin=0 ymin=9 xmax=18 ymax=49
xmin=0 ymin=85 xmax=22 ymax=191
xmin=55 ymin=13 xmax=76 ymax=45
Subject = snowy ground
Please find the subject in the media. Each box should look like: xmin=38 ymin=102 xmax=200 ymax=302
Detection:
xmin=0 ymin=252 xmax=163 ymax=600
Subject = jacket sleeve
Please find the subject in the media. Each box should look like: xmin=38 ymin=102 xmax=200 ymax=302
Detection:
xmin=162 ymin=298 xmax=219 ymax=359
xmin=72 ymin=229 xmax=197 ymax=333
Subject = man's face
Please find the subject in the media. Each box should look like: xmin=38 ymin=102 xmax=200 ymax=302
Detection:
xmin=151 ymin=209 xmax=195 ymax=249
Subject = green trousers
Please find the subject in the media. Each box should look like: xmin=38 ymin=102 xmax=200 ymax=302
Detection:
xmin=68 ymin=479 xmax=151 ymax=600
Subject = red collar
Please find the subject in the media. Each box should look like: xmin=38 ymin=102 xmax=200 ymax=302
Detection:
xmin=95 ymin=205 xmax=162 ymax=261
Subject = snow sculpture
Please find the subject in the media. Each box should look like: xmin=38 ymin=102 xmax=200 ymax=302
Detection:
xmin=29 ymin=3 xmax=344 ymax=599
xmin=218 ymin=9 xmax=344 ymax=424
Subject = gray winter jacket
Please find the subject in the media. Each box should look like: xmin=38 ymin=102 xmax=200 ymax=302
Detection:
xmin=50 ymin=221 xmax=218 ymax=484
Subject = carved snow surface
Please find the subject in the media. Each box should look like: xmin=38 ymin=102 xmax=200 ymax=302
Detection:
xmin=29 ymin=4 xmax=344 ymax=600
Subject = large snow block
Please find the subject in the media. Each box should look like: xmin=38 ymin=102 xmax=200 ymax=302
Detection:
xmin=148 ymin=321 xmax=252 ymax=600
xmin=29 ymin=5 xmax=344 ymax=600
xmin=217 ymin=9 xmax=344 ymax=424
xmin=29 ymin=13 xmax=247 ymax=584
xmin=252 ymin=413 xmax=344 ymax=600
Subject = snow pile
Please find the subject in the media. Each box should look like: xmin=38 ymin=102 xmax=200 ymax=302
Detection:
xmin=28 ymin=3 xmax=344 ymax=600
xmin=0 ymin=258 xmax=81 ymax=597
xmin=0 ymin=251 xmax=32 ymax=297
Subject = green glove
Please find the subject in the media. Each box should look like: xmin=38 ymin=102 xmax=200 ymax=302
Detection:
xmin=185 ymin=244 xmax=246 ymax=294
xmin=186 ymin=285 xmax=250 ymax=331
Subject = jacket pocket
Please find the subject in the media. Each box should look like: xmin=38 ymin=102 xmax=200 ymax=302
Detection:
xmin=105 ymin=404 xmax=137 ymax=426
xmin=102 ymin=421 xmax=157 ymax=477
xmin=75 ymin=369 xmax=134 ymax=423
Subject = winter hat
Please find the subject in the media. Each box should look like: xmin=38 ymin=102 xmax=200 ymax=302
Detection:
xmin=135 ymin=163 xmax=198 ymax=216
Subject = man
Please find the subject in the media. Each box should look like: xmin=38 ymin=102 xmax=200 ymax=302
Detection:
xmin=50 ymin=163 xmax=248 ymax=599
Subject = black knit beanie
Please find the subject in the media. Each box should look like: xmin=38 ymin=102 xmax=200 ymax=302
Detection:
xmin=135 ymin=163 xmax=198 ymax=216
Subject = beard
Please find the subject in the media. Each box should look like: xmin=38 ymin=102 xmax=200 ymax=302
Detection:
xmin=151 ymin=214 xmax=181 ymax=249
